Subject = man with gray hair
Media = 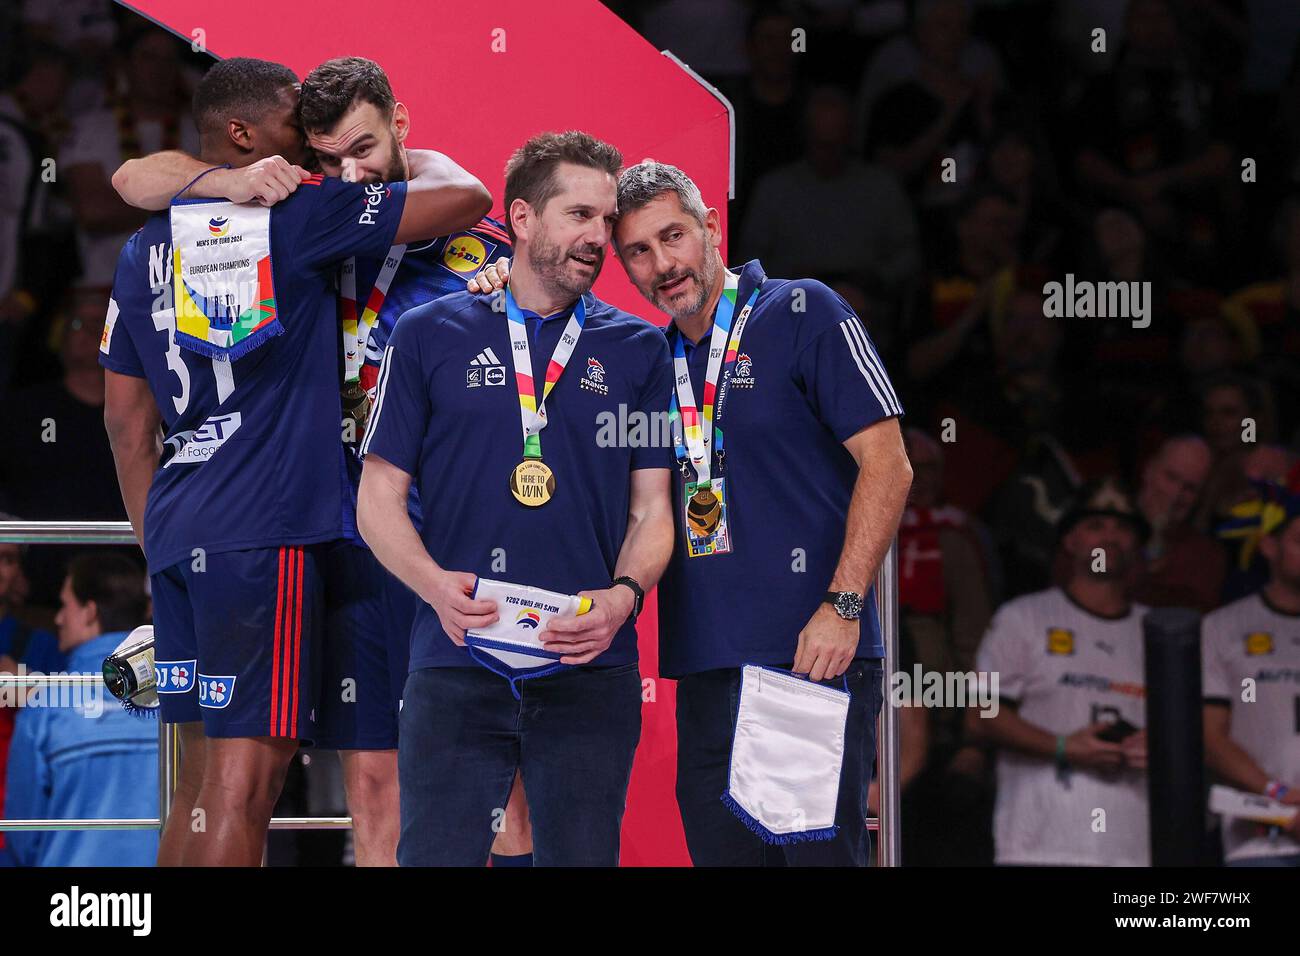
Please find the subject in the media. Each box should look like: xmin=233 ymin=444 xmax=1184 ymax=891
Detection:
xmin=618 ymin=159 xmax=911 ymax=865
xmin=479 ymin=159 xmax=912 ymax=864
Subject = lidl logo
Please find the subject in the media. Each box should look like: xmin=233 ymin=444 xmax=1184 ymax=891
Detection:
xmin=442 ymin=233 xmax=496 ymax=275
xmin=515 ymin=609 xmax=542 ymax=629
xmin=208 ymin=217 xmax=230 ymax=237
xmin=1245 ymin=632 xmax=1274 ymax=656
xmin=1047 ymin=628 xmax=1075 ymax=655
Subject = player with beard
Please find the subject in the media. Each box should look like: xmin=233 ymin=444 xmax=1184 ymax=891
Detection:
xmin=102 ymin=57 xmax=491 ymax=866
xmin=469 ymin=161 xmax=909 ymax=865
xmin=967 ymin=478 xmax=1153 ymax=866
xmin=357 ymin=132 xmax=674 ymax=866
xmin=296 ymin=57 xmax=522 ymax=866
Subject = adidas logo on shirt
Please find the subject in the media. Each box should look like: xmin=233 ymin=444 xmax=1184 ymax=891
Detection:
xmin=467 ymin=347 xmax=506 ymax=388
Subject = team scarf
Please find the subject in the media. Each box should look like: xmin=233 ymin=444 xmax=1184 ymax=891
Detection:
xmin=668 ymin=271 xmax=761 ymax=490
xmin=341 ymin=246 xmax=407 ymax=383
xmin=504 ymin=288 xmax=586 ymax=460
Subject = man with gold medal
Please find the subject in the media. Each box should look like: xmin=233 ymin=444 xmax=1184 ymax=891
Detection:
xmin=471 ymin=159 xmax=913 ymax=865
xmin=356 ymin=132 xmax=675 ymax=866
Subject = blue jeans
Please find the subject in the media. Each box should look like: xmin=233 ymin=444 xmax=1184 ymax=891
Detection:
xmin=675 ymin=658 xmax=885 ymax=866
xmin=397 ymin=663 xmax=642 ymax=866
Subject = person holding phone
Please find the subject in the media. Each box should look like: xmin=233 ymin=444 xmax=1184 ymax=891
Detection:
xmin=966 ymin=478 xmax=1152 ymax=866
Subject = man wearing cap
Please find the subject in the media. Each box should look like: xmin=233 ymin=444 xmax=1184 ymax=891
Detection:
xmin=1202 ymin=482 xmax=1300 ymax=866
xmin=967 ymin=478 xmax=1152 ymax=865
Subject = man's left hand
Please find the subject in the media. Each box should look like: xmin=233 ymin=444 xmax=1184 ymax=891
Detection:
xmin=541 ymin=585 xmax=635 ymax=665
xmin=792 ymin=602 xmax=859 ymax=682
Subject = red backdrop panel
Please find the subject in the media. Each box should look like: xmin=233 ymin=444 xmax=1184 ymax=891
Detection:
xmin=121 ymin=0 xmax=733 ymax=866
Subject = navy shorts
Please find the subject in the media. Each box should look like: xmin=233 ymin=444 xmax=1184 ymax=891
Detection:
xmin=315 ymin=540 xmax=416 ymax=750
xmin=150 ymin=545 xmax=324 ymax=740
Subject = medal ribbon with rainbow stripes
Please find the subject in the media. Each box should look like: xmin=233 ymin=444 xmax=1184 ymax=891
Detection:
xmin=341 ymin=245 xmax=407 ymax=384
xmin=669 ymin=271 xmax=761 ymax=536
xmin=504 ymin=288 xmax=586 ymax=506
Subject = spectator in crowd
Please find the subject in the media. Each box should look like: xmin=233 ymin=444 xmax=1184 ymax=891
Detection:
xmin=60 ymin=24 xmax=198 ymax=286
xmin=3 ymin=551 xmax=158 ymax=867
xmin=1214 ymin=444 xmax=1298 ymax=602
xmin=0 ymin=42 xmax=72 ymax=395
xmin=968 ymin=478 xmax=1152 ymax=866
xmin=1131 ymin=435 xmax=1225 ymax=611
xmin=904 ymin=186 xmax=1023 ymax=415
xmin=857 ymin=0 xmax=1003 ymax=143
xmin=1195 ymin=374 xmax=1278 ymax=534
xmin=732 ymin=3 xmax=809 ymax=221
xmin=0 ymin=521 xmax=63 ymax=861
xmin=981 ymin=120 xmax=1071 ymax=268
xmin=898 ymin=428 xmax=993 ymax=677
xmin=866 ymin=0 xmax=999 ymax=222
xmin=1220 ymin=197 xmax=1300 ymax=443
xmin=1070 ymin=0 xmax=1235 ymax=277
xmin=0 ymin=287 xmax=128 ymax=606
xmin=739 ymin=86 xmax=919 ymax=298
xmin=1202 ymin=484 xmax=1300 ymax=866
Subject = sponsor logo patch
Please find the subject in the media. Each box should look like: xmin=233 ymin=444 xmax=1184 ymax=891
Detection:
xmin=1047 ymin=627 xmax=1075 ymax=655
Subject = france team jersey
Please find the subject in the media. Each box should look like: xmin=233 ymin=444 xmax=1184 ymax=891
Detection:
xmin=340 ymin=217 xmax=511 ymax=543
xmin=656 ymin=260 xmax=903 ymax=678
xmin=360 ymin=290 xmax=674 ymax=671
xmin=99 ymin=175 xmax=408 ymax=573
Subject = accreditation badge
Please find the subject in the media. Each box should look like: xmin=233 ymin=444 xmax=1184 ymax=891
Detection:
xmin=685 ymin=477 xmax=732 ymax=557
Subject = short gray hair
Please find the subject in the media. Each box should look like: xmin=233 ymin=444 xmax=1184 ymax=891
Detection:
xmin=616 ymin=161 xmax=708 ymax=225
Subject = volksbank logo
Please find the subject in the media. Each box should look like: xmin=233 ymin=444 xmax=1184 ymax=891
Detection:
xmin=163 ymin=412 xmax=242 ymax=467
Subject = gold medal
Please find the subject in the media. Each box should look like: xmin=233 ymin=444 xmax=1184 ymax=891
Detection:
xmin=510 ymin=459 xmax=555 ymax=507
xmin=686 ymin=486 xmax=721 ymax=536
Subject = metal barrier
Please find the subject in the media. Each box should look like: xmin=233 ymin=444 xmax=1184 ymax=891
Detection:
xmin=0 ymin=520 xmax=902 ymax=863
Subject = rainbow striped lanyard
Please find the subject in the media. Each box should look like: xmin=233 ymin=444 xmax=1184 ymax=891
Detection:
xmin=341 ymin=245 xmax=407 ymax=383
xmin=505 ymin=288 xmax=586 ymax=460
xmin=668 ymin=271 xmax=761 ymax=491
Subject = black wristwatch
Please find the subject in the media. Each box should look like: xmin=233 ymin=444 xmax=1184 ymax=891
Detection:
xmin=824 ymin=591 xmax=864 ymax=621
xmin=612 ymin=576 xmax=645 ymax=621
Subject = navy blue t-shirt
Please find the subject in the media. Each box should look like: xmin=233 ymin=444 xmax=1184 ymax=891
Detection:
xmin=360 ymin=290 xmax=674 ymax=670
xmin=341 ymin=217 xmax=511 ymax=545
xmin=656 ymin=260 xmax=903 ymax=678
xmin=99 ymin=175 xmax=408 ymax=573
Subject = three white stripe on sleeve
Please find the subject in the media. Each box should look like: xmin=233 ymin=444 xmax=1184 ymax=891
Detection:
xmin=838 ymin=314 xmax=901 ymax=416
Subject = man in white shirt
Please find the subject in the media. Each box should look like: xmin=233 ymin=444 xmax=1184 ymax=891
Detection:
xmin=1203 ymin=483 xmax=1300 ymax=866
xmin=967 ymin=478 xmax=1152 ymax=866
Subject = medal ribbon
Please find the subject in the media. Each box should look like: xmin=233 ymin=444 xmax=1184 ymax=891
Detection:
xmin=505 ymin=289 xmax=586 ymax=459
xmin=341 ymin=246 xmax=407 ymax=383
xmin=669 ymin=272 xmax=761 ymax=489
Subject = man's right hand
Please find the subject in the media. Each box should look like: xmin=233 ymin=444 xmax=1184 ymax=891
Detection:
xmin=1064 ymin=722 xmax=1126 ymax=772
xmin=466 ymin=257 xmax=511 ymax=295
xmin=212 ymin=156 xmax=312 ymax=206
xmin=425 ymin=569 xmax=498 ymax=645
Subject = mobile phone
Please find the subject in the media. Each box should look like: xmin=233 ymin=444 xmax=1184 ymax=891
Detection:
xmin=1096 ymin=718 xmax=1139 ymax=743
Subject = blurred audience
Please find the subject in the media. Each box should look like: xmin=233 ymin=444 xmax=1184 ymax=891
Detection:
xmin=3 ymin=552 xmax=157 ymax=867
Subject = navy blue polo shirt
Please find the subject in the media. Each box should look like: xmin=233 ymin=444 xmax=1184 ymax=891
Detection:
xmin=360 ymin=289 xmax=674 ymax=671
xmin=656 ymin=260 xmax=903 ymax=678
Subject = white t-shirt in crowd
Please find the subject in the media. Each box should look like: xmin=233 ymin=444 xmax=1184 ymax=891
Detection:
xmin=1202 ymin=591 xmax=1300 ymax=862
xmin=976 ymin=587 xmax=1150 ymax=866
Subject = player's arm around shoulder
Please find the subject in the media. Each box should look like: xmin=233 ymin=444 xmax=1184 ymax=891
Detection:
xmin=393 ymin=149 xmax=492 ymax=245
